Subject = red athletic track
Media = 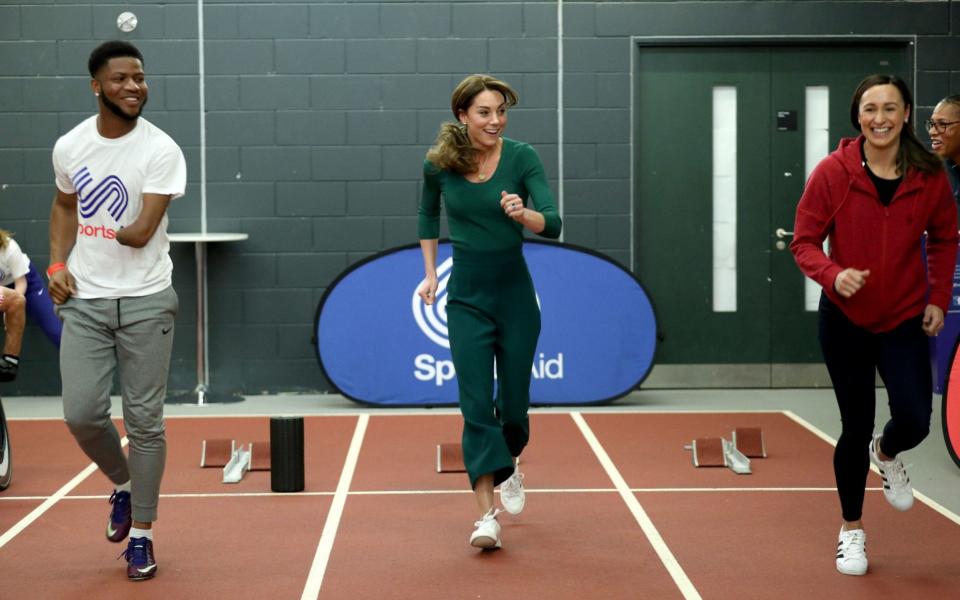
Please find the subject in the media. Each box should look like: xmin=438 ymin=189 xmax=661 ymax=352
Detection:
xmin=1 ymin=411 xmax=958 ymax=599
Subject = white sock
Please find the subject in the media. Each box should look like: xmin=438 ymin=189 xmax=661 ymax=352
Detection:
xmin=130 ymin=527 xmax=153 ymax=540
xmin=114 ymin=480 xmax=132 ymax=493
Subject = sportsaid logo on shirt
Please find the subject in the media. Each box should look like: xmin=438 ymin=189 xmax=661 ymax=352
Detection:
xmin=72 ymin=167 xmax=128 ymax=240
xmin=314 ymin=241 xmax=658 ymax=407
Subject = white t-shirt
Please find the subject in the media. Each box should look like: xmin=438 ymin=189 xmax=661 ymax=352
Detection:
xmin=52 ymin=116 xmax=186 ymax=298
xmin=0 ymin=238 xmax=30 ymax=287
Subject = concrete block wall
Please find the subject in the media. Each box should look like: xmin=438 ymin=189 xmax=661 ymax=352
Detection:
xmin=1 ymin=1 xmax=958 ymax=395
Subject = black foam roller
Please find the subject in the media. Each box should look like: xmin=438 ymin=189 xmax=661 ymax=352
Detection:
xmin=270 ymin=416 xmax=304 ymax=492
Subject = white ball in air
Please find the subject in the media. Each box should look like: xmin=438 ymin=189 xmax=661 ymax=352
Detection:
xmin=117 ymin=12 xmax=138 ymax=33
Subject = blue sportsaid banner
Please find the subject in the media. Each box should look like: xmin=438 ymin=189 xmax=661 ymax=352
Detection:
xmin=314 ymin=241 xmax=657 ymax=406
xmin=932 ymin=260 xmax=960 ymax=394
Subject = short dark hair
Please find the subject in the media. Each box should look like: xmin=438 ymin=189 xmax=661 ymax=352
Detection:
xmin=88 ymin=40 xmax=144 ymax=78
xmin=939 ymin=94 xmax=960 ymax=113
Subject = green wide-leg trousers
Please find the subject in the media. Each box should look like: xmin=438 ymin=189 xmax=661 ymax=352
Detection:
xmin=446 ymin=248 xmax=541 ymax=490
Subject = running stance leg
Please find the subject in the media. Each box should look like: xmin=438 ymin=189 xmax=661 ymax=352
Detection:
xmin=876 ymin=315 xmax=932 ymax=457
xmin=493 ymin=263 xmax=540 ymax=458
xmin=59 ymin=299 xmax=130 ymax=486
xmin=114 ymin=287 xmax=176 ymax=525
xmin=818 ymin=296 xmax=877 ymax=523
xmin=448 ymin=298 xmax=513 ymax=493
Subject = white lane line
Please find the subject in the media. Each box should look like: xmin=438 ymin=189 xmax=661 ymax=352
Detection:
xmin=4 ymin=407 xmax=789 ymax=422
xmin=783 ymin=409 xmax=960 ymax=526
xmin=914 ymin=490 xmax=960 ymax=526
xmin=781 ymin=410 xmax=838 ymax=446
xmin=300 ymin=414 xmax=368 ymax=600
xmin=0 ymin=492 xmax=337 ymax=500
xmin=164 ymin=410 xmax=463 ymax=419
xmin=0 ymin=437 xmax=128 ymax=551
xmin=170 ymin=408 xmax=782 ymax=418
xmin=0 ymin=486 xmax=884 ymax=502
xmin=356 ymin=487 xmax=614 ymax=495
xmin=574 ymin=409 xmax=785 ymax=414
xmin=633 ymin=487 xmax=868 ymax=493
xmin=571 ymin=412 xmax=701 ymax=600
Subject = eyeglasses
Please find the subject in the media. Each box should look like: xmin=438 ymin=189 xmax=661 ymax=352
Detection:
xmin=925 ymin=119 xmax=960 ymax=134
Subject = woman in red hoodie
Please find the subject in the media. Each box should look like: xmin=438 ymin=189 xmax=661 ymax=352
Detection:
xmin=791 ymin=74 xmax=958 ymax=576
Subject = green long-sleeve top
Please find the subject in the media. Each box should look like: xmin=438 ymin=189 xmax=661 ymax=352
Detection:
xmin=418 ymin=137 xmax=562 ymax=251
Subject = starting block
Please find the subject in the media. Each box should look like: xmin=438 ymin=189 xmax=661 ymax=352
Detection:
xmin=201 ymin=439 xmax=269 ymax=483
xmin=436 ymin=443 xmax=466 ymax=473
xmin=732 ymin=427 xmax=767 ymax=458
xmin=222 ymin=442 xmax=252 ymax=483
xmin=200 ymin=439 xmax=235 ymax=468
xmin=721 ymin=438 xmax=752 ymax=474
xmin=688 ymin=437 xmax=725 ymax=467
xmin=685 ymin=437 xmax=752 ymax=475
xmin=249 ymin=441 xmax=271 ymax=471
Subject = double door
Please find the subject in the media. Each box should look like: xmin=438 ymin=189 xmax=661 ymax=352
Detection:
xmin=635 ymin=44 xmax=909 ymax=386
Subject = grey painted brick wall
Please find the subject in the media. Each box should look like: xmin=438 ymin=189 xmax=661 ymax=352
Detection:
xmin=1 ymin=1 xmax=958 ymax=396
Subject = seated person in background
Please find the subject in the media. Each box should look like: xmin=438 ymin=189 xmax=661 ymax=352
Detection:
xmin=0 ymin=228 xmax=29 ymax=381
xmin=0 ymin=229 xmax=63 ymax=378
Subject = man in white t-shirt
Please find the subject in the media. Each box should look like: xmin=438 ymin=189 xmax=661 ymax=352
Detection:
xmin=48 ymin=40 xmax=186 ymax=582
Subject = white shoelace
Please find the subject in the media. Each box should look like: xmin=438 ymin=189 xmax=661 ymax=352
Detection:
xmin=840 ymin=530 xmax=865 ymax=559
xmin=474 ymin=508 xmax=502 ymax=528
xmin=884 ymin=458 xmax=911 ymax=486
xmin=501 ymin=471 xmax=524 ymax=495
xmin=874 ymin=439 xmax=910 ymax=487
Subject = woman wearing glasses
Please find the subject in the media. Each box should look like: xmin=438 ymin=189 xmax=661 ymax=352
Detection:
xmin=928 ymin=95 xmax=960 ymax=204
xmin=791 ymin=75 xmax=958 ymax=576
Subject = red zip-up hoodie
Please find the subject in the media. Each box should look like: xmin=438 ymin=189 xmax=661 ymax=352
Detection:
xmin=791 ymin=135 xmax=958 ymax=333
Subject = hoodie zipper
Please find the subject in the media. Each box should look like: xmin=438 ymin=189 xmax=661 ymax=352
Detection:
xmin=880 ymin=205 xmax=889 ymax=305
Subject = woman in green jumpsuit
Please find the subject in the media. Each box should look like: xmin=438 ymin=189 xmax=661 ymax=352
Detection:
xmin=418 ymin=74 xmax=562 ymax=550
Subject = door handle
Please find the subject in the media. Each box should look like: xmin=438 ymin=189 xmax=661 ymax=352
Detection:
xmin=775 ymin=228 xmax=794 ymax=239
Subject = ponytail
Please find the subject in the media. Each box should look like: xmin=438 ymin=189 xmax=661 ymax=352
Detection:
xmin=899 ymin=129 xmax=942 ymax=175
xmin=426 ymin=122 xmax=478 ymax=175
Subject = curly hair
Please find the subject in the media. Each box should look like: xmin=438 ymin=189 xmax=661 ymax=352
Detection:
xmin=426 ymin=74 xmax=518 ymax=175
xmin=0 ymin=228 xmax=12 ymax=251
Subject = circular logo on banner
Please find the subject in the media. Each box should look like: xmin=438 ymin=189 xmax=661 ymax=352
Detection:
xmin=411 ymin=257 xmax=453 ymax=349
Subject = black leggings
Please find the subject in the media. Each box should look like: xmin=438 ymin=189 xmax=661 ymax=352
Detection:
xmin=818 ymin=295 xmax=933 ymax=522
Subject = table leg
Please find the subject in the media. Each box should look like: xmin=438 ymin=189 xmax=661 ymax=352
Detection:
xmin=167 ymin=240 xmax=242 ymax=404
xmin=195 ymin=240 xmax=208 ymax=405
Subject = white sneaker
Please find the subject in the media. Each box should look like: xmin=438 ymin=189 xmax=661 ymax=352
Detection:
xmin=869 ymin=435 xmax=914 ymax=511
xmin=470 ymin=508 xmax=502 ymax=549
xmin=836 ymin=528 xmax=867 ymax=576
xmin=499 ymin=465 xmax=525 ymax=515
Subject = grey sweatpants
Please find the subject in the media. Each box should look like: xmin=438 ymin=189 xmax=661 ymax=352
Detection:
xmin=58 ymin=286 xmax=177 ymax=523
